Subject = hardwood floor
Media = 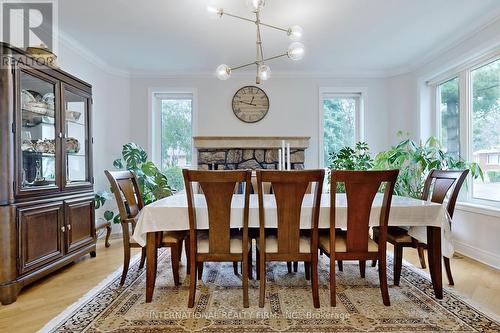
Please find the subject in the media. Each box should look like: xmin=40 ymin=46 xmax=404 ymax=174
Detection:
xmin=0 ymin=238 xmax=498 ymax=333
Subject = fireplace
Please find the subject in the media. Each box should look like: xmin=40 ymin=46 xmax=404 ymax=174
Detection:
xmin=193 ymin=136 xmax=310 ymax=170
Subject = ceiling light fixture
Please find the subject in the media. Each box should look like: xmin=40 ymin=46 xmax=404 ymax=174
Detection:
xmin=208 ymin=0 xmax=304 ymax=84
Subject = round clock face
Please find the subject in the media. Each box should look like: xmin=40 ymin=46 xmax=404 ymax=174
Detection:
xmin=232 ymin=86 xmax=269 ymax=123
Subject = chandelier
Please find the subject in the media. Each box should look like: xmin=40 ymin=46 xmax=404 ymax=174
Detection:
xmin=208 ymin=0 xmax=305 ymax=84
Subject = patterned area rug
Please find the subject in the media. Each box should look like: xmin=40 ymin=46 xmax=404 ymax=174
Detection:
xmin=41 ymin=249 xmax=500 ymax=333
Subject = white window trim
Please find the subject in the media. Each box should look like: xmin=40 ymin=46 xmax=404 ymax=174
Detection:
xmin=318 ymin=87 xmax=366 ymax=168
xmin=431 ymin=52 xmax=500 ymax=207
xmin=148 ymin=87 xmax=198 ymax=168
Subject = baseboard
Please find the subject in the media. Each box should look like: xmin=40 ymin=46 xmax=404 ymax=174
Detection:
xmin=453 ymin=241 xmax=500 ymax=270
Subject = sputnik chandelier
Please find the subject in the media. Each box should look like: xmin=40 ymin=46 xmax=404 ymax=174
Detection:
xmin=208 ymin=0 xmax=305 ymax=84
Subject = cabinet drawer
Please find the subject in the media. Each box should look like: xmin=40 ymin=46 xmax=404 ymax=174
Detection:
xmin=64 ymin=197 xmax=95 ymax=253
xmin=18 ymin=202 xmax=64 ymax=275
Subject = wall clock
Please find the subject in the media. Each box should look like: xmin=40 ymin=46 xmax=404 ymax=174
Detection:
xmin=232 ymin=86 xmax=269 ymax=123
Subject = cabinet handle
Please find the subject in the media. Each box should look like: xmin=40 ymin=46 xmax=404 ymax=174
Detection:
xmin=67 ymin=224 xmax=71 ymax=231
xmin=58 ymin=132 xmax=63 ymax=139
xmin=61 ymin=226 xmax=66 ymax=233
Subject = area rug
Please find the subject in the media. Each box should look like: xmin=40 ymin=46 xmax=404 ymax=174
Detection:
xmin=40 ymin=249 xmax=500 ymax=333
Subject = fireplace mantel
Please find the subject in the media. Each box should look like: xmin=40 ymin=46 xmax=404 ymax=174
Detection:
xmin=193 ymin=136 xmax=310 ymax=149
xmin=193 ymin=136 xmax=310 ymax=170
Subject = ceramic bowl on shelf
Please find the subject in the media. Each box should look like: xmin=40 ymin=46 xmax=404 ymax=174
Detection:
xmin=66 ymin=137 xmax=80 ymax=154
xmin=66 ymin=110 xmax=82 ymax=122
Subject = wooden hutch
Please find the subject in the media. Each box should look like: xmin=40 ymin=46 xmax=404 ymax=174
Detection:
xmin=0 ymin=43 xmax=96 ymax=304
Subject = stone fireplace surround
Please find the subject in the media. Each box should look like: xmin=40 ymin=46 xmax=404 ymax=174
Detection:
xmin=194 ymin=136 xmax=310 ymax=170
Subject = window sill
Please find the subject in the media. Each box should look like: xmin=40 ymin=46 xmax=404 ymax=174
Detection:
xmin=455 ymin=202 xmax=500 ymax=218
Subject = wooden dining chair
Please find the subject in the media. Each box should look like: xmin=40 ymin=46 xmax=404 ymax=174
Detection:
xmin=105 ymin=170 xmax=186 ymax=286
xmin=256 ymin=169 xmax=324 ymax=308
xmin=183 ymin=169 xmax=252 ymax=308
xmin=372 ymin=169 xmax=469 ymax=286
xmin=320 ymin=170 xmax=399 ymax=306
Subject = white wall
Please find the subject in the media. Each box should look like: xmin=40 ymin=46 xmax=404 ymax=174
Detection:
xmin=385 ymin=19 xmax=500 ymax=268
xmin=129 ymin=76 xmax=389 ymax=168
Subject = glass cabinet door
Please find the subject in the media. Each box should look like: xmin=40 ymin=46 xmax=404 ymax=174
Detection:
xmin=63 ymin=85 xmax=91 ymax=188
xmin=19 ymin=70 xmax=59 ymax=192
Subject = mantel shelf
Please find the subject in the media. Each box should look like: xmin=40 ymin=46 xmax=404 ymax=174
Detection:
xmin=193 ymin=136 xmax=310 ymax=149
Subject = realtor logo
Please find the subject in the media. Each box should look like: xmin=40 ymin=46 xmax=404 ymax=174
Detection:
xmin=1 ymin=0 xmax=58 ymax=67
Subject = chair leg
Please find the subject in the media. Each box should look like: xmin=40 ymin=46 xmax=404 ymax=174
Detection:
xmin=293 ymin=261 xmax=298 ymax=272
xmin=171 ymin=244 xmax=180 ymax=286
xmin=233 ymin=262 xmax=239 ymax=275
xmin=248 ymin=248 xmax=253 ymax=280
xmin=330 ymin=255 xmax=336 ymax=307
xmin=304 ymin=262 xmax=311 ymax=281
xmin=188 ymin=260 xmax=197 ymax=308
xmin=104 ymin=225 xmax=112 ymax=248
xmin=379 ymin=256 xmax=390 ymax=306
xmin=359 ymin=260 xmax=366 ymax=278
xmin=287 ymin=262 xmax=292 ymax=273
xmin=444 ymin=256 xmax=454 ymax=286
xmin=256 ymin=248 xmax=260 ymax=280
xmin=197 ymin=262 xmax=203 ymax=280
xmin=139 ymin=247 xmax=146 ymax=269
xmin=120 ymin=245 xmax=131 ymax=286
xmin=337 ymin=260 xmax=343 ymax=271
xmin=371 ymin=260 xmax=377 ymax=267
xmin=311 ymin=258 xmax=320 ymax=308
xmin=417 ymin=244 xmax=427 ymax=269
xmin=394 ymin=245 xmax=403 ymax=286
xmin=243 ymin=255 xmax=249 ymax=308
xmin=259 ymin=253 xmax=266 ymax=308
xmin=185 ymin=237 xmax=191 ymax=275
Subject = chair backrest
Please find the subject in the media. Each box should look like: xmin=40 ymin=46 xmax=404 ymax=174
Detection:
xmin=104 ymin=170 xmax=145 ymax=243
xmin=330 ymin=170 xmax=399 ymax=253
xmin=183 ymin=169 xmax=251 ymax=254
xmin=256 ymin=170 xmax=324 ymax=255
xmin=251 ymin=175 xmax=272 ymax=194
xmin=421 ymin=169 xmax=469 ymax=219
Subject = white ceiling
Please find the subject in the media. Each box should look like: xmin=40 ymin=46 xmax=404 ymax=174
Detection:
xmin=58 ymin=0 xmax=500 ymax=76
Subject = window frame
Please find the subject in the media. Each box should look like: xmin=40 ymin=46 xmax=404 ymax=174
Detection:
xmin=432 ymin=51 xmax=500 ymax=206
xmin=318 ymin=87 xmax=366 ymax=168
xmin=148 ymin=88 xmax=198 ymax=169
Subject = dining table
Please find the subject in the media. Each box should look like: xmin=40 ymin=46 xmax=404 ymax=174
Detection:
xmin=133 ymin=193 xmax=447 ymax=303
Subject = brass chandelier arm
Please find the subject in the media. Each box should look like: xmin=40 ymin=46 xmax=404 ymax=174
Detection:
xmin=228 ymin=53 xmax=288 ymax=72
xmin=221 ymin=10 xmax=289 ymax=34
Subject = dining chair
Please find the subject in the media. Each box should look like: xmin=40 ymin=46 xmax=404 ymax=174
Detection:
xmin=372 ymin=169 xmax=469 ymax=286
xmin=256 ymin=169 xmax=324 ymax=308
xmin=105 ymin=170 xmax=186 ymax=286
xmin=183 ymin=169 xmax=252 ymax=308
xmin=320 ymin=170 xmax=399 ymax=306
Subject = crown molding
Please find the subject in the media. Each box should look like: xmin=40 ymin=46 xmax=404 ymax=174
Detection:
xmin=57 ymin=31 xmax=131 ymax=78
xmin=389 ymin=8 xmax=500 ymax=78
xmin=127 ymin=69 xmax=390 ymax=79
xmin=54 ymin=8 xmax=500 ymax=81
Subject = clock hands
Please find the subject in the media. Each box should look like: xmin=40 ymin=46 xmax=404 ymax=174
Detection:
xmin=239 ymin=100 xmax=257 ymax=106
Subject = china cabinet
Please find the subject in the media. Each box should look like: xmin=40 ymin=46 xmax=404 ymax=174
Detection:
xmin=0 ymin=43 xmax=95 ymax=304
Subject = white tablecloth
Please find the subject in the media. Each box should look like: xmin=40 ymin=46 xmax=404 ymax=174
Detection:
xmin=133 ymin=193 xmax=451 ymax=256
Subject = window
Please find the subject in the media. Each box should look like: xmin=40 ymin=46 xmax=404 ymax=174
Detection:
xmin=153 ymin=92 xmax=193 ymax=191
xmin=438 ymin=77 xmax=460 ymax=156
xmin=487 ymin=154 xmax=500 ymax=165
xmin=434 ymin=55 xmax=500 ymax=204
xmin=471 ymin=59 xmax=500 ymax=201
xmin=320 ymin=90 xmax=363 ymax=167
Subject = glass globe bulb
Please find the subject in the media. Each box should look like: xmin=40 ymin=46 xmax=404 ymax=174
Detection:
xmin=206 ymin=5 xmax=223 ymax=18
xmin=287 ymin=42 xmax=305 ymax=61
xmin=246 ymin=0 xmax=265 ymax=12
xmin=288 ymin=25 xmax=303 ymax=41
xmin=258 ymin=64 xmax=271 ymax=81
xmin=216 ymin=64 xmax=231 ymax=80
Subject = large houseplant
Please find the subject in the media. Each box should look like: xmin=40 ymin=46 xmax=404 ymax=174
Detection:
xmin=95 ymin=143 xmax=173 ymax=224
xmin=373 ymin=133 xmax=483 ymax=198
xmin=328 ymin=133 xmax=483 ymax=199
